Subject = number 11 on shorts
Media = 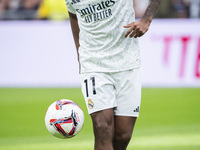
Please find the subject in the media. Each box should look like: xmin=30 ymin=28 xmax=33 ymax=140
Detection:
xmin=84 ymin=77 xmax=96 ymax=97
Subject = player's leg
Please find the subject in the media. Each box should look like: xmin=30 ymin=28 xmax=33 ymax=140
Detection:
xmin=113 ymin=116 xmax=137 ymax=150
xmin=111 ymin=68 xmax=141 ymax=150
xmin=80 ymin=72 xmax=117 ymax=150
xmin=91 ymin=108 xmax=114 ymax=150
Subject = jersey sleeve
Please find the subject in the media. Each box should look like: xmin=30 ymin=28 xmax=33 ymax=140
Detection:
xmin=65 ymin=0 xmax=76 ymax=14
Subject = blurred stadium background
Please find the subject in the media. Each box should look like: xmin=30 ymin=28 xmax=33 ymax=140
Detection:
xmin=0 ymin=0 xmax=200 ymax=150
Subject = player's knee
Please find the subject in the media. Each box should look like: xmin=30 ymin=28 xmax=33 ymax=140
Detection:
xmin=94 ymin=121 xmax=113 ymax=139
xmin=91 ymin=109 xmax=114 ymax=145
xmin=114 ymin=132 xmax=132 ymax=144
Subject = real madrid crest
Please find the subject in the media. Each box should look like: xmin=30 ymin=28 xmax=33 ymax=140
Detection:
xmin=88 ymin=99 xmax=94 ymax=109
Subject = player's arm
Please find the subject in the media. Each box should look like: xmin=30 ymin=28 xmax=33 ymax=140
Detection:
xmin=68 ymin=11 xmax=80 ymax=61
xmin=124 ymin=0 xmax=161 ymax=38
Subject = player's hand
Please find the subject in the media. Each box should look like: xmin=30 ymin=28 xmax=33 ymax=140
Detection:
xmin=123 ymin=18 xmax=150 ymax=38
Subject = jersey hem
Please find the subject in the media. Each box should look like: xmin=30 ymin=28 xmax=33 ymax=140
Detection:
xmin=80 ymin=65 xmax=140 ymax=74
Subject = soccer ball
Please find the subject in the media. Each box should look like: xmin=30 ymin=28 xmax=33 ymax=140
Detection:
xmin=45 ymin=99 xmax=84 ymax=138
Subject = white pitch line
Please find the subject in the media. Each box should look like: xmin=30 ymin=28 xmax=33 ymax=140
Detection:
xmin=129 ymin=134 xmax=200 ymax=147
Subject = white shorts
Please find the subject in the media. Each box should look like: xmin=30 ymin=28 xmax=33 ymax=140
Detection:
xmin=80 ymin=68 xmax=141 ymax=117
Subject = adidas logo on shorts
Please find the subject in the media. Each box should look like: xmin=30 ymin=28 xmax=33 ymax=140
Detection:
xmin=133 ymin=106 xmax=140 ymax=112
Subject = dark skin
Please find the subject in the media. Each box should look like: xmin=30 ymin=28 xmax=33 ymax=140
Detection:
xmin=124 ymin=0 xmax=161 ymax=38
xmin=68 ymin=12 xmax=80 ymax=71
xmin=68 ymin=0 xmax=161 ymax=149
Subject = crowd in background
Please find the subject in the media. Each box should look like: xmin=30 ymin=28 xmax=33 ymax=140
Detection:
xmin=0 ymin=0 xmax=200 ymax=20
xmin=134 ymin=0 xmax=200 ymax=18
xmin=0 ymin=0 xmax=69 ymax=20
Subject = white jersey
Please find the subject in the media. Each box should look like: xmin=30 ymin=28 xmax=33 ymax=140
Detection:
xmin=66 ymin=0 xmax=141 ymax=73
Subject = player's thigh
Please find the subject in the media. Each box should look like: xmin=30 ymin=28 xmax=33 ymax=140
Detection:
xmin=114 ymin=68 xmax=141 ymax=117
xmin=80 ymin=72 xmax=117 ymax=114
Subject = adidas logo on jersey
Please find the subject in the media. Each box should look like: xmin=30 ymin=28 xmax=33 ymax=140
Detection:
xmin=71 ymin=0 xmax=80 ymax=5
xmin=133 ymin=106 xmax=140 ymax=112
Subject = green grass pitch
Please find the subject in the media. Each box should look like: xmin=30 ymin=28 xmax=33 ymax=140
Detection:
xmin=0 ymin=88 xmax=200 ymax=150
